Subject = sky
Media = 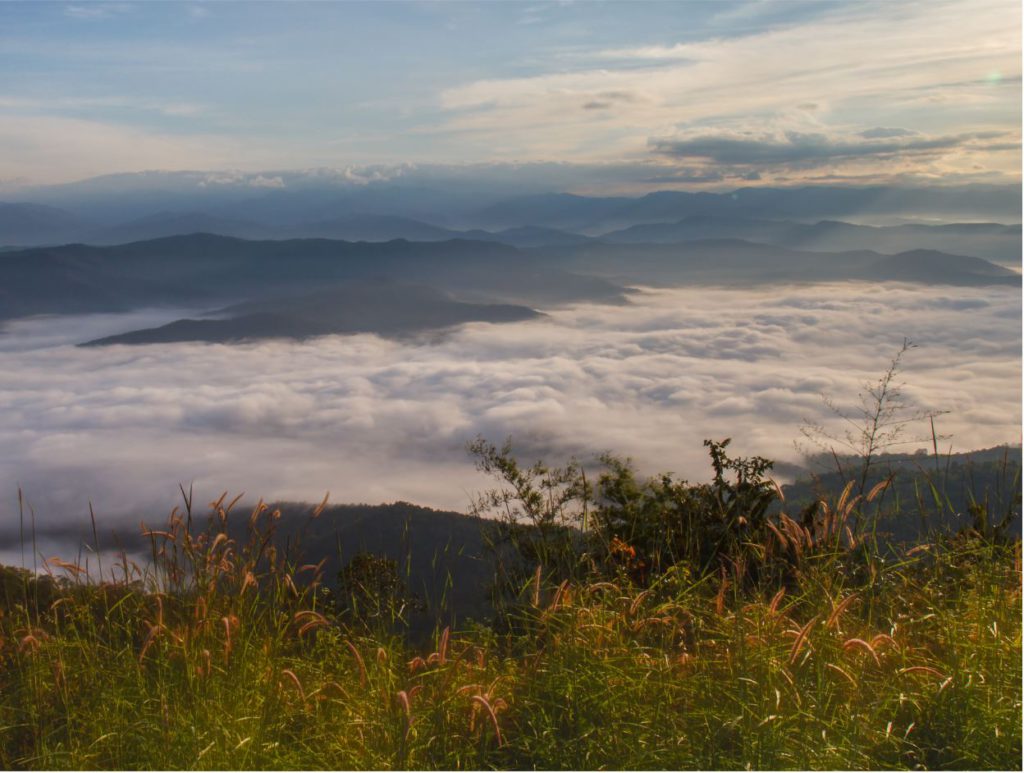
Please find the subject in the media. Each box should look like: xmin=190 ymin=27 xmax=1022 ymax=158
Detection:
xmin=0 ymin=0 xmax=1020 ymax=189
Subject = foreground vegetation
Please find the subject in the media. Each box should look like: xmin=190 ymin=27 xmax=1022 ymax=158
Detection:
xmin=0 ymin=439 xmax=1020 ymax=770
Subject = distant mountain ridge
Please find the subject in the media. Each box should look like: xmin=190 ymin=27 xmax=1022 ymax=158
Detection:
xmin=471 ymin=186 xmax=1023 ymax=232
xmin=2 ymin=197 xmax=1018 ymax=269
xmin=0 ymin=233 xmax=627 ymax=323
xmin=598 ymin=215 xmax=1022 ymax=265
xmin=533 ymin=239 xmax=1020 ymax=288
xmin=0 ymin=234 xmax=1016 ymax=348
xmin=80 ymin=281 xmax=543 ymax=346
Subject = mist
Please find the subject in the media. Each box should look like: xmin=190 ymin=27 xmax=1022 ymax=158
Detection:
xmin=1 ymin=281 xmax=1019 ymax=551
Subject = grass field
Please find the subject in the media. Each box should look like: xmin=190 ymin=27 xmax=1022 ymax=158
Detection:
xmin=0 ymin=448 xmax=1020 ymax=770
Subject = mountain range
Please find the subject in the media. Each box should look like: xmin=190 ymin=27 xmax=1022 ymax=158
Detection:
xmin=0 ymin=232 xmax=1017 ymax=346
xmin=2 ymin=179 xmax=1020 ymax=267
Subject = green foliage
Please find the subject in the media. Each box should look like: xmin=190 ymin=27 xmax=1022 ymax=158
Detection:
xmin=335 ymin=552 xmax=421 ymax=631
xmin=593 ymin=439 xmax=780 ymax=579
xmin=0 ymin=440 xmax=1019 ymax=770
xmin=472 ymin=436 xmax=800 ymax=596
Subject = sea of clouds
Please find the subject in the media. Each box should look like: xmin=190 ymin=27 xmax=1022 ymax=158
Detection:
xmin=0 ymin=281 xmax=1019 ymax=556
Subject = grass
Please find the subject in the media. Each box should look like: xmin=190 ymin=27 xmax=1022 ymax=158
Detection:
xmin=0 ymin=485 xmax=1019 ymax=769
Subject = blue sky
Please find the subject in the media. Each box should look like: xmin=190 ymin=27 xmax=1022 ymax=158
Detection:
xmin=1 ymin=0 xmax=1020 ymax=189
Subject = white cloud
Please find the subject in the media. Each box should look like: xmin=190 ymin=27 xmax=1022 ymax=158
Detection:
xmin=437 ymin=0 xmax=1021 ymax=182
xmin=0 ymin=283 xmax=1018 ymax=544
xmin=64 ymin=3 xmax=133 ymax=20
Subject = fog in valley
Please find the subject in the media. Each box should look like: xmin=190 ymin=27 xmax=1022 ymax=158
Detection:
xmin=1 ymin=0 xmax=1020 ymax=562
xmin=2 ymin=279 xmax=1018 ymax=557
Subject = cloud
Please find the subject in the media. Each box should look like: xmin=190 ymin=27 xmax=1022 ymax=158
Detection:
xmin=248 ymin=174 xmax=286 ymax=188
xmin=861 ymin=127 xmax=917 ymax=139
xmin=64 ymin=3 xmax=133 ymax=20
xmin=647 ymin=129 xmax=1009 ymax=171
xmin=437 ymin=0 xmax=1020 ymax=183
xmin=0 ymin=282 xmax=1018 ymax=548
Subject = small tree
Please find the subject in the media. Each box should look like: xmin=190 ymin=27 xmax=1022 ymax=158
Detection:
xmin=467 ymin=437 xmax=590 ymax=606
xmin=469 ymin=436 xmax=788 ymax=592
xmin=799 ymin=338 xmax=948 ymax=497
xmin=336 ymin=551 xmax=416 ymax=629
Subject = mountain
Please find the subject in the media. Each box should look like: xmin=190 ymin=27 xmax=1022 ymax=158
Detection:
xmin=473 ymin=192 xmax=634 ymax=231
xmin=80 ymin=281 xmax=542 ymax=346
xmin=461 ymin=225 xmax=594 ymax=248
xmin=85 ymin=211 xmax=276 ymax=244
xmin=91 ymin=212 xmax=462 ymax=244
xmin=866 ymin=249 xmax=1017 ymax=284
xmin=0 ymin=234 xmax=627 ymax=322
xmin=288 ymin=214 xmax=457 ymax=241
xmin=534 ymin=239 xmax=1021 ymax=287
xmin=0 ymin=202 xmax=94 ymax=246
xmin=1 ymin=233 xmax=1014 ymax=330
xmin=0 ymin=204 xmax=600 ymax=249
xmin=9 ymin=173 xmax=1020 ymax=232
xmin=10 ymin=172 xmax=500 ymax=225
xmin=12 ymin=499 xmax=498 ymax=628
xmin=600 ymin=216 xmax=1022 ymax=266
xmin=474 ymin=186 xmax=1023 ymax=232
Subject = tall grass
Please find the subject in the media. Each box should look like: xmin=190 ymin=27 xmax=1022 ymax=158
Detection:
xmin=0 ymin=480 xmax=1019 ymax=769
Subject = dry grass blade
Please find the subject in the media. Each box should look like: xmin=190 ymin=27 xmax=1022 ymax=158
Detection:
xmin=439 ymin=627 xmax=450 ymax=665
xmin=141 ymin=529 xmax=175 ymax=541
xmin=836 ymin=480 xmax=856 ymax=515
xmin=715 ymin=569 xmax=729 ymax=615
xmin=866 ymin=478 xmax=892 ymax=503
xmin=898 ymin=666 xmax=949 ymax=680
xmin=629 ymin=589 xmax=652 ymax=617
xmin=471 ymin=695 xmax=504 ymax=747
xmin=549 ymin=580 xmax=570 ymax=612
xmin=138 ymin=623 xmax=163 ymax=663
xmin=345 ymin=640 xmax=368 ymax=687
xmin=407 ymin=656 xmax=426 ymax=674
xmin=765 ymin=520 xmax=789 ymax=551
xmin=770 ymin=478 xmax=785 ymax=503
xmin=779 ymin=514 xmax=806 ymax=555
xmin=281 ymin=669 xmax=306 ymax=705
xmin=842 ymin=638 xmax=880 ymax=666
xmin=395 ymin=690 xmax=412 ymax=730
xmin=826 ymin=593 xmax=858 ymax=630
xmin=788 ymin=615 xmax=819 ymax=665
xmin=311 ymin=491 xmax=330 ymax=518
xmin=870 ymin=633 xmax=897 ymax=651
xmin=825 ymin=662 xmax=858 ymax=688
xmin=209 ymin=532 xmax=228 ymax=554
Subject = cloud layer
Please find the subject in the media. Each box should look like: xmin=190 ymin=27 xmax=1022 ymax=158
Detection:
xmin=0 ymin=282 xmax=1019 ymax=545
